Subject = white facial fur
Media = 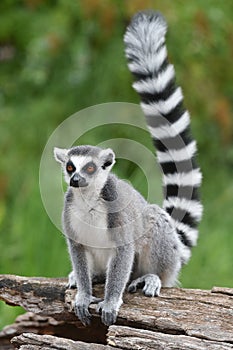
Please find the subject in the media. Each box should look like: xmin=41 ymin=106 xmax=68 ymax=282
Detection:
xmin=54 ymin=147 xmax=116 ymax=195
xmin=70 ymin=155 xmax=93 ymax=173
xmin=63 ymin=155 xmax=91 ymax=185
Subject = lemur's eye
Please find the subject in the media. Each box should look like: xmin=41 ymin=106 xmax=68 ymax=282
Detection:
xmin=83 ymin=162 xmax=96 ymax=174
xmin=67 ymin=165 xmax=73 ymax=172
xmin=86 ymin=165 xmax=95 ymax=173
xmin=66 ymin=162 xmax=75 ymax=173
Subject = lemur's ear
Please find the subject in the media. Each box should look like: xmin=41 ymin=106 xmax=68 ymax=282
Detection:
xmin=54 ymin=147 xmax=68 ymax=164
xmin=100 ymin=148 xmax=115 ymax=170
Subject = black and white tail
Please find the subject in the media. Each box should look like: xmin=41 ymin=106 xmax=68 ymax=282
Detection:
xmin=124 ymin=11 xmax=203 ymax=261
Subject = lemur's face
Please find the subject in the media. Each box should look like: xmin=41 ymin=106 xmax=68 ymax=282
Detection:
xmin=54 ymin=146 xmax=115 ymax=190
xmin=65 ymin=156 xmax=96 ymax=188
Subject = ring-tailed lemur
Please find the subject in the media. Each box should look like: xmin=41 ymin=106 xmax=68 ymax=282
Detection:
xmin=54 ymin=11 xmax=202 ymax=327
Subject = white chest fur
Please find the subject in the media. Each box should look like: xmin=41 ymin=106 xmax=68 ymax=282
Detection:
xmin=68 ymin=190 xmax=113 ymax=249
xmin=67 ymin=191 xmax=115 ymax=274
xmin=86 ymin=247 xmax=114 ymax=275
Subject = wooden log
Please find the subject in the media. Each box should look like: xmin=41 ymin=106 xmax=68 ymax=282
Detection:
xmin=0 ymin=312 xmax=91 ymax=349
xmin=0 ymin=312 xmax=64 ymax=350
xmin=108 ymin=325 xmax=233 ymax=350
xmin=0 ymin=274 xmax=233 ymax=349
xmin=0 ymin=275 xmax=108 ymax=347
xmin=11 ymin=332 xmax=115 ymax=350
xmin=0 ymin=275 xmax=72 ymax=321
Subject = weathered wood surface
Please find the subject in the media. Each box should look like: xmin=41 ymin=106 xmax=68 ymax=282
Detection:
xmin=0 ymin=274 xmax=233 ymax=349
xmin=0 ymin=312 xmax=99 ymax=350
xmin=108 ymin=325 xmax=233 ymax=350
xmin=0 ymin=312 xmax=64 ymax=350
xmin=11 ymin=333 xmax=115 ymax=350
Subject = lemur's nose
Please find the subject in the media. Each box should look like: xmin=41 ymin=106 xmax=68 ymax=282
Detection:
xmin=70 ymin=173 xmax=87 ymax=188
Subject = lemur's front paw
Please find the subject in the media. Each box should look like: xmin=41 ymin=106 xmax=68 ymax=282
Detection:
xmin=96 ymin=300 xmax=121 ymax=326
xmin=74 ymin=294 xmax=91 ymax=326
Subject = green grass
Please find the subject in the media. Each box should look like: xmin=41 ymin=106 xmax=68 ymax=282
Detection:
xmin=0 ymin=0 xmax=233 ymax=330
xmin=180 ymin=162 xmax=233 ymax=289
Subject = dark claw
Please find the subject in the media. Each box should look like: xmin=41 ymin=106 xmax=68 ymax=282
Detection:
xmin=127 ymin=284 xmax=137 ymax=293
xmin=71 ymin=284 xmax=77 ymax=289
xmin=127 ymin=280 xmax=145 ymax=293
xmin=68 ymin=284 xmax=77 ymax=289
xmin=96 ymin=301 xmax=104 ymax=314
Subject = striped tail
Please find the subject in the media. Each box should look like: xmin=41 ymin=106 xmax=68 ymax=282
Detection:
xmin=124 ymin=11 xmax=203 ymax=258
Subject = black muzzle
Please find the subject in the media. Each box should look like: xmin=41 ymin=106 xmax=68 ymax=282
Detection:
xmin=70 ymin=173 xmax=87 ymax=188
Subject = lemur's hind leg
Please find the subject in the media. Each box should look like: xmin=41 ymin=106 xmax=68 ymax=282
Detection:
xmin=67 ymin=270 xmax=76 ymax=289
xmin=128 ymin=204 xmax=182 ymax=297
xmin=128 ymin=274 xmax=161 ymax=296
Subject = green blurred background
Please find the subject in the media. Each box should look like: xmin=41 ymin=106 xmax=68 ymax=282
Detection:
xmin=0 ymin=0 xmax=232 ymax=329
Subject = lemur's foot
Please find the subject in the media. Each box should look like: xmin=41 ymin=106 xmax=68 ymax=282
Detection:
xmin=128 ymin=274 xmax=161 ymax=297
xmin=90 ymin=295 xmax=103 ymax=304
xmin=67 ymin=270 xmax=76 ymax=289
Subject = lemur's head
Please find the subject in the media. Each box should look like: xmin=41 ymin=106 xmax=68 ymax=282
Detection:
xmin=54 ymin=145 xmax=115 ymax=190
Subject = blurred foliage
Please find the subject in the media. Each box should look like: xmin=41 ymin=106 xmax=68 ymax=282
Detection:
xmin=0 ymin=0 xmax=233 ymax=328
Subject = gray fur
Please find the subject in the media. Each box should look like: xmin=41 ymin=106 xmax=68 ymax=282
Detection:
xmin=68 ymin=145 xmax=102 ymax=157
xmin=54 ymin=145 xmax=183 ymax=326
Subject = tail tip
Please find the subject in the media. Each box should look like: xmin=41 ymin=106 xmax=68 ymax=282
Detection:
xmin=129 ymin=10 xmax=167 ymax=32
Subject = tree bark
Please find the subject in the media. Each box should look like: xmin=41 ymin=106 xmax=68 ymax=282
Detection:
xmin=0 ymin=274 xmax=232 ymax=349
xmin=11 ymin=333 xmax=115 ymax=350
xmin=108 ymin=325 xmax=233 ymax=350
